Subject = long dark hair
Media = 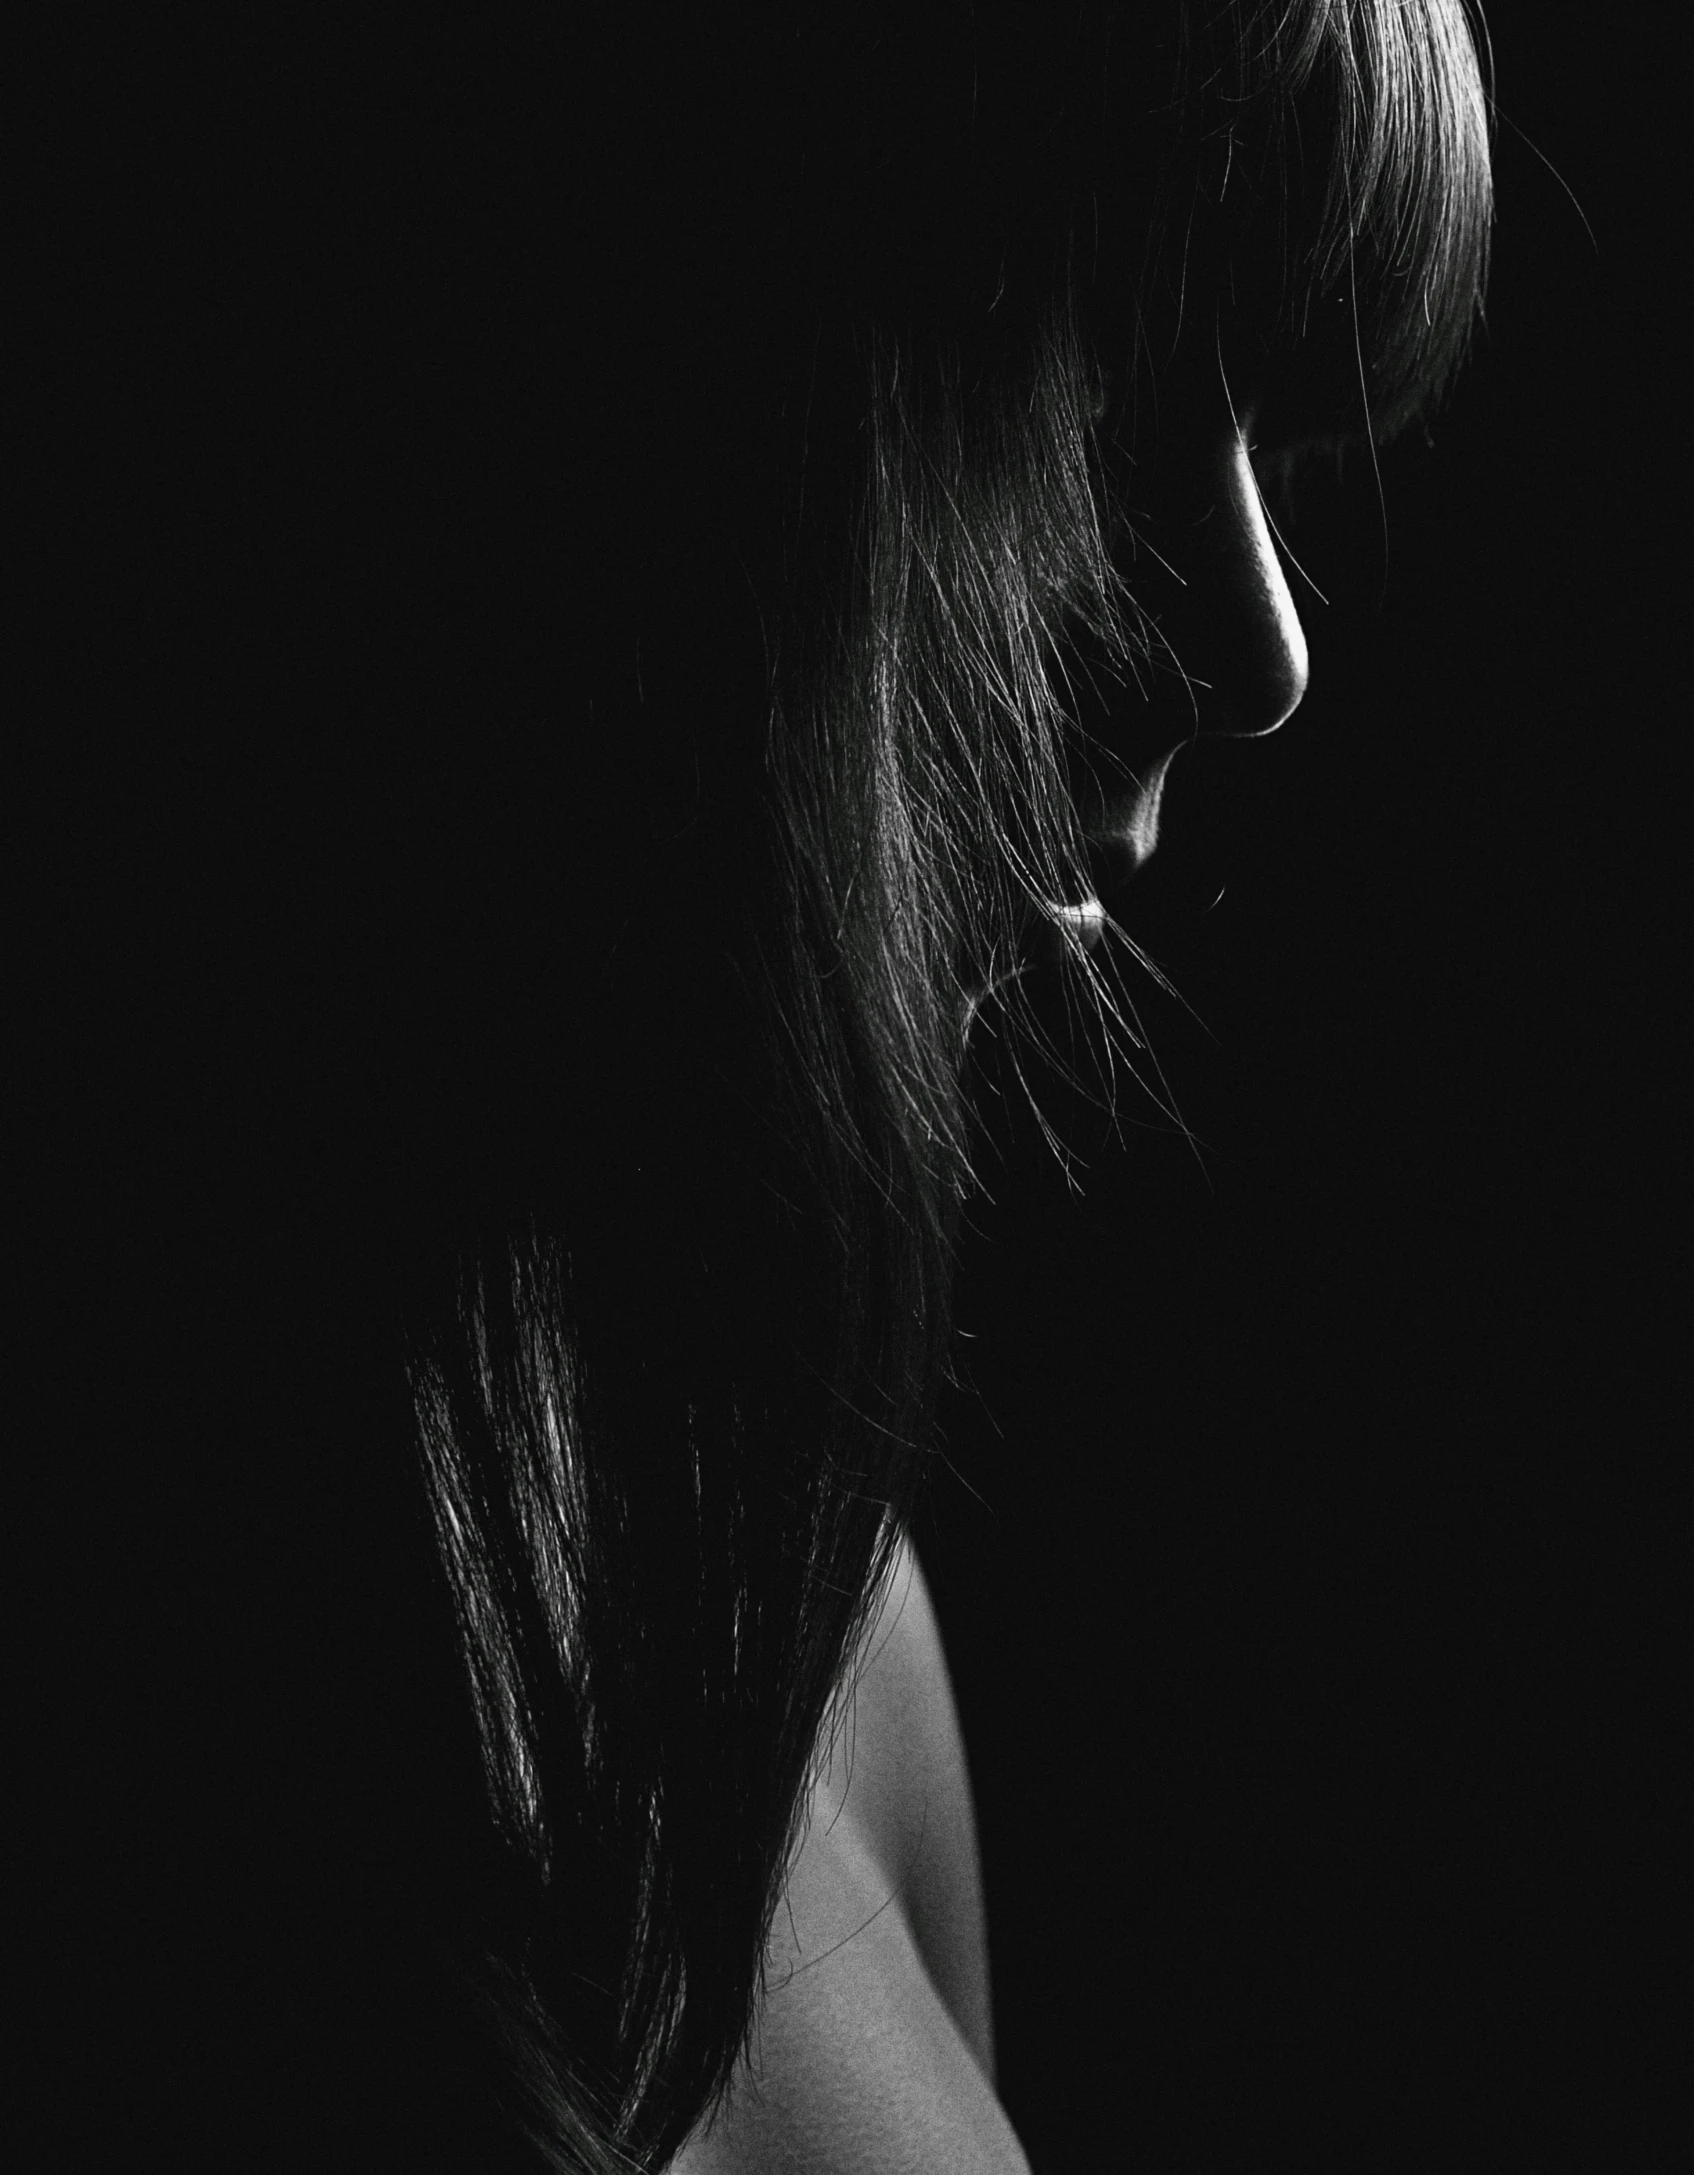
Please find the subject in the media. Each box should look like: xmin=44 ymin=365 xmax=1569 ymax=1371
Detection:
xmin=389 ymin=7 xmax=1493 ymax=2166
xmin=22 ymin=4 xmax=1491 ymax=2168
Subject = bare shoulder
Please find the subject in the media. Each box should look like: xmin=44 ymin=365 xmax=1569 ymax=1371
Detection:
xmin=823 ymin=1531 xmax=998 ymax=2081
xmin=668 ymin=1534 xmax=1027 ymax=2173
xmin=668 ymin=1795 xmax=1030 ymax=2172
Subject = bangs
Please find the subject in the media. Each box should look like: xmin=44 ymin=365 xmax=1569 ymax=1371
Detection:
xmin=1171 ymin=0 xmax=1495 ymax=451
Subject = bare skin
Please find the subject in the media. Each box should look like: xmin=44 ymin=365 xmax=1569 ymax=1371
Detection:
xmin=670 ymin=380 xmax=1321 ymax=2171
xmin=671 ymin=1536 xmax=1032 ymax=2173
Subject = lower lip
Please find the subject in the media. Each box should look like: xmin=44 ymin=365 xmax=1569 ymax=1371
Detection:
xmin=1049 ymin=897 xmax=1106 ymax=953
xmin=967 ymin=755 xmax=1177 ymax=1022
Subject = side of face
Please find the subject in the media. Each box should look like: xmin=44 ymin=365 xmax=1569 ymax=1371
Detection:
xmin=1071 ymin=351 xmax=1313 ymax=895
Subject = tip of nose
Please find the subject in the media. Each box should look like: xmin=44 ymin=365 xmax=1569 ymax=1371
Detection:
xmin=1262 ymin=650 xmax=1310 ymax=737
xmin=1279 ymin=618 xmax=1311 ymax=725
xmin=1213 ymin=687 xmax=1305 ymax=739
xmin=1227 ymin=619 xmax=1309 ymax=738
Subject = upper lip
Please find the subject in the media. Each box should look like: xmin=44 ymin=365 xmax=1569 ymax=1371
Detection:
xmin=997 ymin=743 xmax=1183 ymax=987
xmin=1083 ymin=745 xmax=1183 ymax=887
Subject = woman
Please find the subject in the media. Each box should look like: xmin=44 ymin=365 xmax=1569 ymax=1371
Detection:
xmin=23 ymin=2 xmax=1492 ymax=2166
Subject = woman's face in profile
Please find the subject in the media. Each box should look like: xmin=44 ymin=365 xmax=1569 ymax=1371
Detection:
xmin=1094 ymin=391 xmax=1311 ymax=872
xmin=1016 ymin=360 xmax=1312 ymax=986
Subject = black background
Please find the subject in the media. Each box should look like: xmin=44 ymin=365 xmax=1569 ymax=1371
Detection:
xmin=913 ymin=16 xmax=1685 ymax=2167
xmin=19 ymin=7 xmax=1682 ymax=2167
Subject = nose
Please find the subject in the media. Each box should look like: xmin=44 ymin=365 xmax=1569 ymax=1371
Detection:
xmin=1139 ymin=426 xmax=1310 ymax=741
xmin=1196 ymin=429 xmax=1308 ymax=735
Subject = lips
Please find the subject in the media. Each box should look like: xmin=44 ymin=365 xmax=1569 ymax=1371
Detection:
xmin=971 ymin=747 xmax=1181 ymax=1019
xmin=1017 ymin=750 xmax=1178 ymax=972
xmin=1086 ymin=745 xmax=1181 ymax=885
xmin=1018 ymin=892 xmax=1106 ymax=971
xmin=1048 ymin=895 xmax=1106 ymax=953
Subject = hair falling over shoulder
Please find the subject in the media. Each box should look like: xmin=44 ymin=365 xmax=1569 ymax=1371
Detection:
xmin=385 ymin=5 xmax=1493 ymax=2166
xmin=21 ymin=4 xmax=1491 ymax=2167
xmin=378 ymin=4 xmax=1487 ymax=2157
